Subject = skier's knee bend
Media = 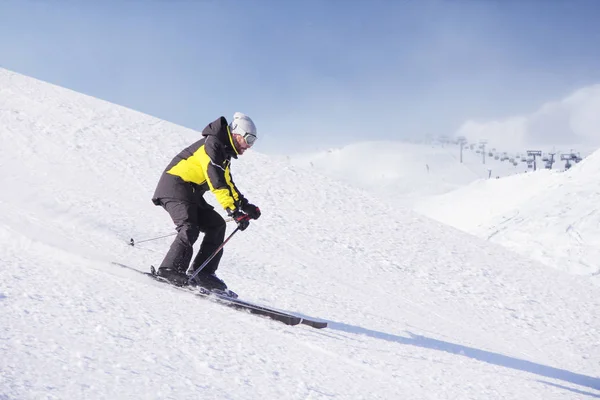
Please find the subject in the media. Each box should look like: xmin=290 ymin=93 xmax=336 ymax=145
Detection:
xmin=177 ymin=223 xmax=200 ymax=245
xmin=202 ymin=221 xmax=226 ymax=245
xmin=217 ymin=217 xmax=226 ymax=232
xmin=213 ymin=218 xmax=226 ymax=240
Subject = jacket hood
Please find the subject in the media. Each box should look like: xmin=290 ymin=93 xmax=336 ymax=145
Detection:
xmin=202 ymin=116 xmax=239 ymax=159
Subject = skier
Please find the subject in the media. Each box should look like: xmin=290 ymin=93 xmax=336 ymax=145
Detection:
xmin=151 ymin=112 xmax=261 ymax=290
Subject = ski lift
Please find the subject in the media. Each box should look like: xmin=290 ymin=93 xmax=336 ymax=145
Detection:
xmin=542 ymin=156 xmax=549 ymax=162
xmin=494 ymin=155 xmax=499 ymax=160
xmin=488 ymin=152 xmax=493 ymax=157
xmin=545 ymin=162 xmax=552 ymax=169
xmin=527 ymin=163 xmax=533 ymax=169
xmin=565 ymin=161 xmax=572 ymax=170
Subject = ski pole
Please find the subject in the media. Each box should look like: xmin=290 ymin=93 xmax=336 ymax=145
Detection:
xmin=129 ymin=217 xmax=235 ymax=246
xmin=129 ymin=233 xmax=176 ymax=246
xmin=187 ymin=226 xmax=241 ymax=284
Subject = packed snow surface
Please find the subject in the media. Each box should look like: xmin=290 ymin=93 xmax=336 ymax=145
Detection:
xmin=1 ymin=68 xmax=598 ymax=399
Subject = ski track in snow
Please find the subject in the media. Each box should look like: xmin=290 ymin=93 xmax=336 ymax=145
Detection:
xmin=1 ymin=68 xmax=599 ymax=400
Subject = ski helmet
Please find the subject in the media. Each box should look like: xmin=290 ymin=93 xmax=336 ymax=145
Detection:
xmin=229 ymin=112 xmax=257 ymax=146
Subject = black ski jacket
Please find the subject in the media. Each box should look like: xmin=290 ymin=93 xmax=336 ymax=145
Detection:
xmin=152 ymin=117 xmax=247 ymax=211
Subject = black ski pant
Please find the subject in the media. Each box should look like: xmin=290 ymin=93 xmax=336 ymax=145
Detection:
xmin=158 ymin=199 xmax=227 ymax=275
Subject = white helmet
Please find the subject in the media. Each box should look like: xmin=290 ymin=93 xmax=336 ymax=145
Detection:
xmin=229 ymin=112 xmax=257 ymax=146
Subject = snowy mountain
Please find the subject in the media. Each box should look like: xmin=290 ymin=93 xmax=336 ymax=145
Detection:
xmin=290 ymin=138 xmax=599 ymax=286
xmin=1 ymin=68 xmax=599 ymax=399
xmin=416 ymin=151 xmax=600 ymax=284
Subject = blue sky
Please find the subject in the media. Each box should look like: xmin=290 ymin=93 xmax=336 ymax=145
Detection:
xmin=1 ymin=0 xmax=600 ymax=153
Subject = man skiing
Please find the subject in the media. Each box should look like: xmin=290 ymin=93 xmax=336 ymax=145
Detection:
xmin=151 ymin=112 xmax=261 ymax=290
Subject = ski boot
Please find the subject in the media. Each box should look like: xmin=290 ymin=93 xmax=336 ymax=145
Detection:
xmin=193 ymin=271 xmax=228 ymax=291
xmin=190 ymin=271 xmax=237 ymax=298
xmin=156 ymin=267 xmax=189 ymax=286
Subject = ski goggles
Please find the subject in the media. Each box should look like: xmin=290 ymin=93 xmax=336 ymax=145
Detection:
xmin=243 ymin=132 xmax=257 ymax=147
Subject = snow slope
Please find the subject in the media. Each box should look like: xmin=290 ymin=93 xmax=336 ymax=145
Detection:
xmin=1 ymin=68 xmax=599 ymax=400
xmin=290 ymin=138 xmax=599 ymax=286
xmin=416 ymin=152 xmax=600 ymax=284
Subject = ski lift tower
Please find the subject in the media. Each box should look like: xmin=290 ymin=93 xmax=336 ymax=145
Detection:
xmin=457 ymin=136 xmax=467 ymax=163
xmin=545 ymin=152 xmax=556 ymax=169
xmin=479 ymin=140 xmax=488 ymax=164
xmin=526 ymin=150 xmax=542 ymax=171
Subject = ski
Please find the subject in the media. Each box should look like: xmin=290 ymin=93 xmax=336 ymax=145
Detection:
xmin=112 ymin=262 xmax=327 ymax=329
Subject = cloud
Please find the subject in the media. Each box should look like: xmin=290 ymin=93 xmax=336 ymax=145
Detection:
xmin=455 ymin=84 xmax=600 ymax=151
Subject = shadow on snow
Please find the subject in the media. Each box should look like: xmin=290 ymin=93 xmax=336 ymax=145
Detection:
xmin=328 ymin=320 xmax=600 ymax=394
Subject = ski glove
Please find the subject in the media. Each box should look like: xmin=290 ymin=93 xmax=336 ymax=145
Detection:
xmin=229 ymin=208 xmax=250 ymax=231
xmin=242 ymin=203 xmax=261 ymax=220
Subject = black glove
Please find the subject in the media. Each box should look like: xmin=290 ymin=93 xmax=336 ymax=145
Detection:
xmin=242 ymin=203 xmax=261 ymax=220
xmin=228 ymin=208 xmax=250 ymax=231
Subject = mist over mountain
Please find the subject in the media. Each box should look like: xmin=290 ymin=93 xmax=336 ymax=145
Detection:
xmin=455 ymin=84 xmax=600 ymax=153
